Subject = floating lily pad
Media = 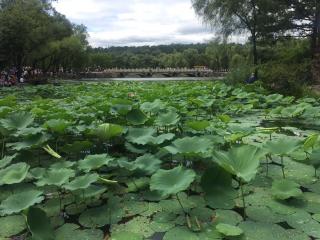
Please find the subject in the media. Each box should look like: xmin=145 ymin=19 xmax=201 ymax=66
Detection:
xmin=271 ymin=179 xmax=302 ymax=200
xmin=110 ymin=231 xmax=143 ymax=240
xmin=0 ymin=215 xmax=26 ymax=238
xmin=0 ymin=190 xmax=44 ymax=216
xmin=216 ymin=223 xmax=243 ymax=237
xmin=55 ymin=223 xmax=103 ymax=240
xmin=0 ymin=162 xmax=30 ymax=186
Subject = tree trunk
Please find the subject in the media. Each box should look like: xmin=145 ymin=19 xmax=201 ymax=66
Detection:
xmin=252 ymin=0 xmax=258 ymax=78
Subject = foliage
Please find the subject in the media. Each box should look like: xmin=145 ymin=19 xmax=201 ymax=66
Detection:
xmin=0 ymin=81 xmax=319 ymax=239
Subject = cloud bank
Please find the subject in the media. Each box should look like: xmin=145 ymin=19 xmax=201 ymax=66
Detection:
xmin=53 ymin=0 xmax=216 ymax=47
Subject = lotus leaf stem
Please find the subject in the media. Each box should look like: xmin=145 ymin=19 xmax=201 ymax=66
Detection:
xmin=281 ymin=156 xmax=285 ymax=179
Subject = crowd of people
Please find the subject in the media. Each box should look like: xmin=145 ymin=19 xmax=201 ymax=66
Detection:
xmin=0 ymin=67 xmax=39 ymax=87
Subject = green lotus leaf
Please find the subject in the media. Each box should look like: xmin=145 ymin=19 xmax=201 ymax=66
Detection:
xmin=36 ymin=168 xmax=75 ymax=187
xmin=92 ymin=123 xmax=125 ymax=140
xmin=0 ymin=154 xmax=17 ymax=169
xmin=304 ymin=134 xmax=319 ymax=150
xmin=73 ymin=185 xmax=107 ymax=199
xmin=63 ymin=173 xmax=99 ymax=191
xmin=212 ymin=145 xmax=264 ymax=183
xmin=0 ymin=190 xmax=44 ymax=216
xmin=150 ymin=166 xmax=196 ymax=197
xmin=133 ymin=154 xmax=162 ymax=175
xmin=309 ymin=149 xmax=320 ymax=169
xmin=264 ymin=138 xmax=301 ymax=156
xmin=155 ymin=111 xmax=180 ymax=126
xmin=271 ymin=179 xmax=303 ymax=200
xmin=163 ymin=226 xmax=199 ymax=240
xmin=44 ymin=119 xmax=70 ymax=134
xmin=111 ymin=99 xmax=133 ymax=115
xmin=55 ymin=223 xmax=104 ymax=240
xmin=7 ymin=133 xmax=49 ymax=151
xmin=78 ymin=154 xmax=114 ymax=172
xmin=50 ymin=161 xmax=76 ymax=170
xmin=126 ymin=127 xmax=156 ymax=145
xmin=27 ymin=207 xmax=54 ymax=240
xmin=164 ymin=136 xmax=212 ymax=155
xmin=127 ymin=109 xmax=148 ymax=125
xmin=13 ymin=127 xmax=43 ymax=137
xmin=186 ymin=120 xmax=210 ymax=131
xmin=201 ymin=166 xmax=237 ymax=209
xmin=0 ymin=162 xmax=30 ymax=185
xmin=239 ymin=220 xmax=303 ymax=240
xmin=0 ymin=215 xmax=26 ymax=238
xmin=141 ymin=99 xmax=165 ymax=113
xmin=79 ymin=204 xmax=124 ymax=228
xmin=216 ymin=223 xmax=243 ymax=237
xmin=151 ymin=133 xmax=175 ymax=145
xmin=110 ymin=231 xmax=143 ymax=240
xmin=111 ymin=216 xmax=154 ymax=238
xmin=0 ymin=112 xmax=34 ymax=131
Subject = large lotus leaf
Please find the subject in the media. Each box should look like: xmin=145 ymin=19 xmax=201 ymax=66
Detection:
xmin=0 ymin=112 xmax=34 ymax=131
xmin=44 ymin=119 xmax=70 ymax=134
xmin=111 ymin=216 xmax=154 ymax=238
xmin=152 ymin=133 xmax=175 ymax=145
xmin=110 ymin=231 xmax=143 ymax=240
xmin=141 ymin=99 xmax=165 ymax=113
xmin=304 ymin=134 xmax=319 ymax=150
xmin=8 ymin=133 xmax=49 ymax=151
xmin=127 ymin=109 xmax=148 ymax=125
xmin=163 ymin=226 xmax=199 ymax=240
xmin=50 ymin=161 xmax=76 ymax=170
xmin=92 ymin=123 xmax=125 ymax=140
xmin=78 ymin=154 xmax=114 ymax=172
xmin=13 ymin=127 xmax=43 ymax=137
xmin=126 ymin=127 xmax=156 ymax=145
xmin=133 ymin=154 xmax=162 ymax=175
xmin=212 ymin=145 xmax=264 ymax=183
xmin=63 ymin=173 xmax=99 ymax=191
xmin=155 ymin=111 xmax=180 ymax=126
xmin=239 ymin=221 xmax=293 ymax=240
xmin=111 ymin=99 xmax=133 ymax=115
xmin=216 ymin=223 xmax=243 ymax=237
xmin=271 ymin=179 xmax=303 ymax=200
xmin=186 ymin=121 xmax=210 ymax=131
xmin=0 ymin=162 xmax=30 ymax=185
xmin=164 ymin=137 xmax=212 ymax=155
xmin=79 ymin=204 xmax=124 ymax=228
xmin=0 ymin=190 xmax=44 ymax=216
xmin=27 ymin=207 xmax=54 ymax=240
xmin=150 ymin=166 xmax=196 ymax=197
xmin=55 ymin=223 xmax=104 ymax=240
xmin=0 ymin=215 xmax=26 ymax=238
xmin=0 ymin=154 xmax=17 ymax=169
xmin=36 ymin=169 xmax=75 ymax=187
xmin=73 ymin=185 xmax=107 ymax=199
xmin=264 ymin=138 xmax=301 ymax=156
xmin=309 ymin=149 xmax=320 ymax=169
xmin=201 ymin=166 xmax=237 ymax=209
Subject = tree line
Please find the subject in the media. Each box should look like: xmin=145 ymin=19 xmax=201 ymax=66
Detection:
xmin=0 ymin=0 xmax=319 ymax=95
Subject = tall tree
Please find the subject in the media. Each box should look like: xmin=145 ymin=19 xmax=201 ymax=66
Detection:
xmin=192 ymin=0 xmax=288 ymax=75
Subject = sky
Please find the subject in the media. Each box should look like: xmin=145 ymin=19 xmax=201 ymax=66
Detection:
xmin=52 ymin=0 xmax=217 ymax=47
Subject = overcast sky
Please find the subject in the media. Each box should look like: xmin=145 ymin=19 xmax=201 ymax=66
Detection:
xmin=53 ymin=0 xmax=217 ymax=47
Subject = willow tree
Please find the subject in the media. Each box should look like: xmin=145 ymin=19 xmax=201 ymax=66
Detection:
xmin=192 ymin=0 xmax=289 ymax=76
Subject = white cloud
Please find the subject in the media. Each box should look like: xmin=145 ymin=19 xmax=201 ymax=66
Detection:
xmin=53 ymin=0 xmax=216 ymax=47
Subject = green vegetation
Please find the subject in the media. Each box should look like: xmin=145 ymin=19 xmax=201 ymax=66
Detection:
xmin=0 ymin=81 xmax=319 ymax=239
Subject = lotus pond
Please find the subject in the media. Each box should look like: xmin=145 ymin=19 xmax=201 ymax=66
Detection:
xmin=0 ymin=81 xmax=320 ymax=240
